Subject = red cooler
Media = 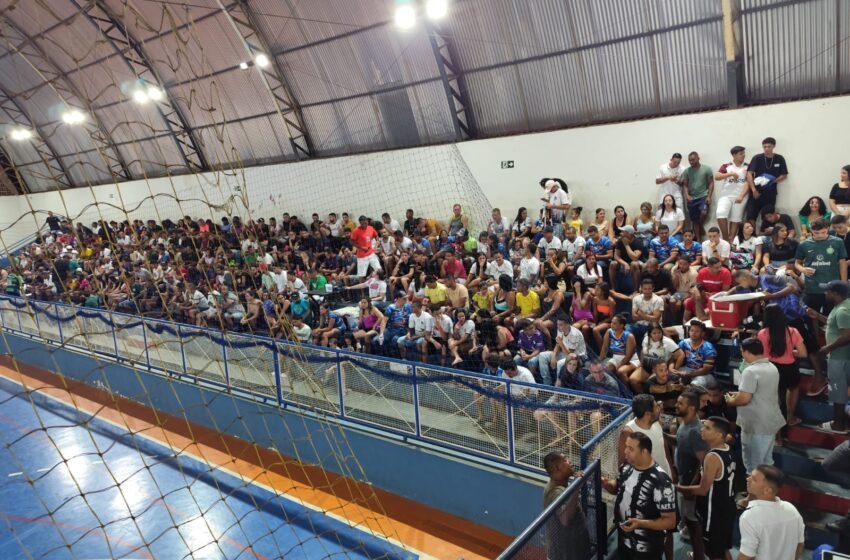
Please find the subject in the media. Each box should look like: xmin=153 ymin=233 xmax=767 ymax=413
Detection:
xmin=708 ymin=293 xmax=760 ymax=328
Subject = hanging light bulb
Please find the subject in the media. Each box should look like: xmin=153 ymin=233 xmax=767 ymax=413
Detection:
xmin=425 ymin=0 xmax=448 ymax=20
xmin=10 ymin=128 xmax=33 ymax=141
xmin=62 ymin=109 xmax=86 ymax=125
xmin=254 ymin=53 xmax=270 ymax=68
xmin=395 ymin=4 xmax=416 ymax=29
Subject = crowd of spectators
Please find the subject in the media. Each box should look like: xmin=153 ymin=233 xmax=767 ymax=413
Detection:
xmin=3 ymin=136 xmax=850 ymax=558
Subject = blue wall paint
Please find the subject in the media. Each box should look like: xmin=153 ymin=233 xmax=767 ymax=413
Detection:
xmin=2 ymin=335 xmax=543 ymax=537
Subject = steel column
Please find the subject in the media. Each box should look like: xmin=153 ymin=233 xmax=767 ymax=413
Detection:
xmin=424 ymin=20 xmax=477 ymax=141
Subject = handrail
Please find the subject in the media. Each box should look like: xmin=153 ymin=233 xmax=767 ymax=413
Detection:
xmin=497 ymin=460 xmax=602 ymax=559
xmin=0 ymin=295 xmax=631 ymax=479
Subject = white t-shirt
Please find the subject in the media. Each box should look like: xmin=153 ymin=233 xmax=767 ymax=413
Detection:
xmin=561 ymin=236 xmax=586 ymax=262
xmin=408 ymin=311 xmax=434 ymax=336
xmin=655 ymin=208 xmax=685 ymax=232
xmin=537 ymin=236 xmax=562 ymax=255
xmin=488 ymin=216 xmax=511 ymax=235
xmin=366 ymin=278 xmax=387 ymax=301
xmin=702 ymin=239 xmax=732 ymax=261
xmin=431 ymin=314 xmax=454 ymax=339
xmin=289 ymin=277 xmax=308 ymax=298
xmin=501 ymin=366 xmax=537 ymax=396
xmin=576 ymin=263 xmax=603 ymax=286
xmin=512 ymin=218 xmax=533 ymax=235
xmin=718 ymin=161 xmax=749 ymax=198
xmin=734 ymin=234 xmax=763 ymax=254
xmin=327 ymin=220 xmax=343 ymax=238
xmin=657 ymin=163 xmax=683 ymax=201
xmin=519 ymin=257 xmax=540 ymax=282
xmin=738 ymin=499 xmax=805 ymax=560
xmin=642 ymin=336 xmax=679 ymax=360
xmin=272 ymin=271 xmax=288 ymax=293
xmin=487 ymin=260 xmax=514 ymax=280
xmin=384 ymin=219 xmax=402 ymax=233
xmin=632 ymin=294 xmax=665 ymax=322
xmin=555 ymin=326 xmax=587 ymax=358
xmin=456 ymin=319 xmax=476 ymax=338
xmin=547 ymin=188 xmax=571 ymax=208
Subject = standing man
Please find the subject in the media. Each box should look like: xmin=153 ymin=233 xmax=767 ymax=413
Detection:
xmin=673 ymin=390 xmax=709 ymax=560
xmin=350 ymin=215 xmax=381 ymax=278
xmin=714 ymin=145 xmax=749 ymax=242
xmin=746 ymin=137 xmax=789 ymax=224
xmin=737 ymin=465 xmax=805 ymax=560
xmin=620 ymin=394 xmax=673 ymax=477
xmin=809 ymin=280 xmax=850 ymax=434
xmin=796 ymin=218 xmax=848 ymax=396
xmin=680 ymin=151 xmax=715 ymax=241
xmin=603 ymin=432 xmax=677 ymax=560
xmin=656 ymin=153 xmax=685 ymax=210
xmin=542 ymin=452 xmax=591 ymax=560
xmin=540 ymin=178 xmax=571 ymax=236
xmin=677 ymin=416 xmax=737 ymax=560
xmin=726 ymin=338 xmax=786 ymax=472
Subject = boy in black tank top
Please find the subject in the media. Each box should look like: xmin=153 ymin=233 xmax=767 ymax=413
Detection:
xmin=676 ymin=416 xmax=737 ymax=560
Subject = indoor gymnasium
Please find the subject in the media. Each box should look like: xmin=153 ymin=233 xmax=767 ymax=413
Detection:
xmin=0 ymin=1 xmax=848 ymax=559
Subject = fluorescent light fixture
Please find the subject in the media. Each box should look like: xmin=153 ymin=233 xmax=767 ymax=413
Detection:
xmin=395 ymin=4 xmax=416 ymax=29
xmin=10 ymin=128 xmax=32 ymax=141
xmin=239 ymin=61 xmax=249 ymax=70
xmin=61 ymin=109 xmax=86 ymax=125
xmin=132 ymin=89 xmax=149 ymax=104
xmin=425 ymin=0 xmax=448 ymax=20
xmin=254 ymin=53 xmax=270 ymax=68
xmin=146 ymin=86 xmax=163 ymax=102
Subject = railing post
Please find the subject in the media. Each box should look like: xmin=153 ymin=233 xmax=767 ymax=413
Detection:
xmin=111 ymin=313 xmax=119 ymax=359
xmin=412 ymin=364 xmax=421 ymax=438
xmin=594 ymin=464 xmax=607 ymax=559
xmin=31 ymin=302 xmax=40 ymax=335
xmin=141 ymin=319 xmax=150 ymax=368
xmin=56 ymin=304 xmax=64 ymax=346
xmin=221 ymin=333 xmax=231 ymax=388
xmin=273 ymin=344 xmax=283 ymax=406
xmin=335 ymin=349 xmax=345 ymax=418
xmin=178 ymin=325 xmax=187 ymax=376
xmin=505 ymin=380 xmax=515 ymax=464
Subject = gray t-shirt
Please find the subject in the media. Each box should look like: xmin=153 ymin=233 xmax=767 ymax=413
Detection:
xmin=737 ymin=359 xmax=786 ymax=435
xmin=676 ymin=418 xmax=709 ymax=484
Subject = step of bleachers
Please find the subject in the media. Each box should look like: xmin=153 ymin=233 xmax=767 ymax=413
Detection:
xmin=779 ymin=476 xmax=850 ymax=517
xmin=773 ymin=442 xmax=833 ymax=483
xmin=787 ymin=424 xmax=850 ymax=448
xmin=799 ymin=506 xmax=842 ymax=550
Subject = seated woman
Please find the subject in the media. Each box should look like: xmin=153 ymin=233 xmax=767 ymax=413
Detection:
xmin=798 ymin=195 xmax=832 ymax=239
xmin=478 ymin=316 xmax=514 ymax=364
xmin=448 ymin=308 xmax=476 ymax=366
xmin=352 ymin=298 xmax=384 ymax=354
xmin=533 ymin=274 xmax=569 ymax=347
xmin=599 ymin=313 xmax=639 ymax=385
xmin=731 ymin=220 xmax=763 ymax=272
xmin=571 ymin=277 xmax=596 ymax=343
xmin=491 ymin=274 xmax=516 ymax=326
xmin=312 ymin=302 xmax=345 ymax=347
xmin=628 ymin=323 xmax=682 ymax=394
xmin=466 ymin=253 xmax=490 ymax=289
xmin=591 ymin=282 xmax=616 ymax=352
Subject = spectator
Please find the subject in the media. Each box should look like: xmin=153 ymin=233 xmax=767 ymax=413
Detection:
xmin=600 ymin=314 xmax=639 ymax=385
xmin=829 ymin=165 xmax=850 ymax=218
xmin=759 ymin=206 xmax=797 ymax=239
xmin=539 ymin=317 xmax=588 ymax=385
xmin=583 ymin=359 xmax=621 ymax=397
xmin=630 ymin=323 xmax=682 ymax=393
xmin=714 ymin=145 xmax=749 ymax=242
xmin=352 ymin=298 xmax=384 ymax=354
xmin=738 ymin=465 xmax=805 ymax=560
xmin=350 ymin=215 xmax=382 ymax=278
xmin=799 ymin=196 xmax=832 ymax=238
xmin=731 ymin=221 xmax=763 ymax=273
xmin=673 ymin=321 xmax=717 ymax=387
xmin=427 ymin=306 xmax=453 ymax=365
xmin=656 ymin=195 xmax=686 ymax=241
xmin=510 ymin=206 xmax=533 ymax=241
xmin=745 ymin=137 xmax=789 ymax=224
xmin=448 ymin=308 xmax=476 ymax=366
xmin=540 ymin=178 xmax=572 ymax=232
xmin=673 ymin=390 xmax=709 ymax=559
xmin=701 ymin=227 xmax=731 ymax=266
xmin=641 ymin=258 xmax=673 ymax=297
xmin=684 ymin=259 xmax=731 ymax=323
xmin=561 ymin=226 xmax=586 ymax=267
xmin=648 ymin=225 xmax=680 ymax=269
xmin=397 ymin=299 xmax=434 ymax=362
xmin=681 ymin=151 xmax=715 ymax=240
xmin=515 ymin=278 xmax=541 ymax=320
xmin=491 ymin=359 xmax=536 ymax=430
xmin=809 ymin=280 xmax=850 ymax=433
xmin=603 ymin=431 xmax=677 ymax=560
xmin=290 ymin=316 xmax=312 ymax=343
xmin=609 ymin=225 xmax=644 ymax=291
xmin=442 ymin=274 xmax=468 ymax=310
xmin=609 ymin=205 xmax=630 ymax=240
xmin=726 ymin=337 xmax=786 ymax=472
xmin=518 ymin=242 xmax=541 ymax=284
xmin=758 ymin=304 xmax=808 ymax=428
xmin=656 ymin=152 xmax=685 ymax=209
xmin=584 ymin=225 xmax=614 ymax=270
xmin=631 ymin=279 xmax=665 ymax=347
xmin=676 ymin=416 xmax=737 ymax=560
xmin=514 ymin=319 xmax=546 ymax=380
xmin=646 ymin=359 xmax=684 ymax=415
xmin=541 ymin=452 xmax=590 ymax=560
xmin=677 ymin=229 xmax=703 ymax=267
xmin=620 ymin=394 xmax=673 ymax=477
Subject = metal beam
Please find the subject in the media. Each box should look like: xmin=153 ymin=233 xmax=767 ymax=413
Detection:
xmin=71 ymin=0 xmax=209 ymax=172
xmin=214 ymin=0 xmax=314 ymax=159
xmin=0 ymin=144 xmax=28 ymax=195
xmin=424 ymin=20 xmax=477 ymax=141
xmin=1 ymin=15 xmax=133 ymax=182
xmin=0 ymin=83 xmax=74 ymax=190
xmin=722 ymin=0 xmax=745 ymax=108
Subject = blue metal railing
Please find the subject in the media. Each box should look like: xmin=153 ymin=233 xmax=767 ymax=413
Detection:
xmin=0 ymin=295 xmax=632 ymax=477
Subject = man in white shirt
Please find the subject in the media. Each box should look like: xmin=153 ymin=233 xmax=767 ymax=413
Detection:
xmin=486 ymin=252 xmax=513 ymax=283
xmin=631 ymin=278 xmax=665 ymax=344
xmin=489 ymin=359 xmax=536 ymax=431
xmin=536 ymin=227 xmax=562 ymax=257
xmin=271 ymin=266 xmax=288 ymax=293
xmin=538 ymin=317 xmax=587 ymax=385
xmin=561 ymin=227 xmax=586 ymax=265
xmin=381 ymin=213 xmax=402 ymax=233
xmin=714 ymin=145 xmax=750 ymax=242
xmin=702 ymin=227 xmax=732 ymax=266
xmin=397 ymin=299 xmax=434 ymax=361
xmin=656 ymin=153 xmax=684 ymax=209
xmin=541 ymin=179 xmax=571 ymax=236
xmin=519 ymin=243 xmax=541 ymax=284
xmin=738 ymin=465 xmax=805 ymax=560
xmin=487 ymin=208 xmax=511 ymax=236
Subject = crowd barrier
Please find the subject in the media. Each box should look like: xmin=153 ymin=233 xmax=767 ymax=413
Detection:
xmin=0 ymin=296 xmax=631 ymax=488
xmin=498 ymin=459 xmax=606 ymax=560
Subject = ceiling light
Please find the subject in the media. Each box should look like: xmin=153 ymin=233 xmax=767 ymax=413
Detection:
xmin=146 ymin=86 xmax=163 ymax=102
xmin=132 ymin=89 xmax=149 ymax=104
xmin=239 ymin=61 xmax=249 ymax=70
xmin=10 ymin=128 xmax=32 ymax=141
xmin=394 ymin=4 xmax=416 ymax=29
xmin=62 ymin=109 xmax=86 ymax=125
xmin=425 ymin=0 xmax=448 ymax=20
xmin=254 ymin=53 xmax=270 ymax=68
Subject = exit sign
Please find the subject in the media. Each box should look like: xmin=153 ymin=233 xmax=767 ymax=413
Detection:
xmin=501 ymin=160 xmax=514 ymax=169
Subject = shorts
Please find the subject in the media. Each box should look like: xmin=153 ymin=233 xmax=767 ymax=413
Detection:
xmin=773 ymin=360 xmax=800 ymax=390
xmin=741 ymin=432 xmax=775 ymax=474
xmin=715 ymin=194 xmax=748 ymax=222
xmin=679 ymin=494 xmax=698 ymax=521
xmin=703 ymin=520 xmax=734 ymax=558
xmin=827 ymin=358 xmax=850 ymax=405
xmin=608 ymin=353 xmax=640 ymax=369
xmin=398 ymin=335 xmax=425 ymax=350
xmin=687 ymin=197 xmax=708 ymax=222
xmin=356 ymin=253 xmax=382 ymax=277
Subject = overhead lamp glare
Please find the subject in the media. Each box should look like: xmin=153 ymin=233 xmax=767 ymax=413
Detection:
xmin=132 ymin=89 xmax=149 ymax=104
xmin=10 ymin=128 xmax=32 ymax=141
xmin=147 ymin=86 xmax=163 ymax=102
xmin=425 ymin=0 xmax=448 ymax=20
xmin=62 ymin=109 xmax=86 ymax=125
xmin=394 ymin=5 xmax=416 ymax=29
xmin=239 ymin=61 xmax=250 ymax=70
xmin=254 ymin=53 xmax=270 ymax=68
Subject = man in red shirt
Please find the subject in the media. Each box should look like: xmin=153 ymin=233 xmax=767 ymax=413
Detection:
xmin=350 ymin=215 xmax=382 ymax=278
xmin=684 ymin=257 xmax=732 ymax=321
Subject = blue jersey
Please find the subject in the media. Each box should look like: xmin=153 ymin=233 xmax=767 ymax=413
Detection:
xmin=677 ymin=240 xmax=702 ymax=262
xmin=586 ymin=236 xmax=613 ymax=259
xmin=679 ymin=339 xmax=717 ymax=369
xmin=650 ymin=237 xmax=678 ymax=261
xmin=385 ymin=303 xmax=412 ymax=330
xmin=608 ymin=329 xmax=630 ymax=355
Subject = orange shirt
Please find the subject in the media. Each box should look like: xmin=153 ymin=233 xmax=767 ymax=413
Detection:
xmin=350 ymin=225 xmax=378 ymax=258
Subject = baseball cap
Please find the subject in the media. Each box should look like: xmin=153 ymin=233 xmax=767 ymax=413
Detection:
xmin=825 ymin=280 xmax=850 ymax=297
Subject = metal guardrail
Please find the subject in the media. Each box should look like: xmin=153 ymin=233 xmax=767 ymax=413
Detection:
xmin=497 ymin=459 xmax=606 ymax=560
xmin=0 ymin=296 xmax=631 ymax=478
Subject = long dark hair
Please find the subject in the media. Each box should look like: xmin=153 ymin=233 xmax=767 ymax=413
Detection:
xmin=659 ymin=194 xmax=678 ymax=212
xmin=764 ymin=304 xmax=788 ymax=357
xmin=799 ymin=196 xmax=828 ymax=217
xmin=513 ymin=206 xmax=528 ymax=227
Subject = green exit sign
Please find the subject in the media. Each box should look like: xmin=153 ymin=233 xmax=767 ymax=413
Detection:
xmin=501 ymin=160 xmax=514 ymax=169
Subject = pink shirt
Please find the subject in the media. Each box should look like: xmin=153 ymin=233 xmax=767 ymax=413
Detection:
xmin=757 ymin=327 xmax=802 ymax=365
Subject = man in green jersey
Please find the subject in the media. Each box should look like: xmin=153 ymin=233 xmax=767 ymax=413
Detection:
xmin=810 ymin=281 xmax=850 ymax=434
xmin=796 ymin=218 xmax=848 ymax=396
xmin=680 ymin=151 xmax=714 ymax=240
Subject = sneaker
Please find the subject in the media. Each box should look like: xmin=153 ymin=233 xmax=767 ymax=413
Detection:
xmin=820 ymin=421 xmax=849 ymax=434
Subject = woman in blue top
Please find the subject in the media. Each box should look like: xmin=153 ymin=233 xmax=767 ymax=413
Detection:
xmin=600 ymin=314 xmax=639 ymax=384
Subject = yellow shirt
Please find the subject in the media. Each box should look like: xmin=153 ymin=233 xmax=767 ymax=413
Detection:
xmin=444 ymin=283 xmax=469 ymax=308
xmin=424 ymin=283 xmax=448 ymax=305
xmin=567 ymin=218 xmax=583 ymax=232
xmin=472 ymin=291 xmax=490 ymax=311
xmin=342 ymin=218 xmax=357 ymax=232
xmin=515 ymin=290 xmax=541 ymax=316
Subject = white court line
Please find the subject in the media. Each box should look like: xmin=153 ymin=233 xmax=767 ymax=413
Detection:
xmin=0 ymin=372 xmax=436 ymax=560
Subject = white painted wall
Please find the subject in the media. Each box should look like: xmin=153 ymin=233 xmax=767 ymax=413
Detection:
xmin=1 ymin=95 xmax=846 ymax=254
xmin=457 ymin=96 xmax=849 ymax=225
